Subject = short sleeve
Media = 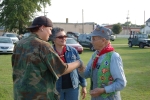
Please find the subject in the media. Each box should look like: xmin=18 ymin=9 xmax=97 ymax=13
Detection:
xmin=40 ymin=42 xmax=68 ymax=78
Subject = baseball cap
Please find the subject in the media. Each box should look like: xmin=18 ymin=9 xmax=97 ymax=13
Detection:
xmin=89 ymin=25 xmax=113 ymax=40
xmin=27 ymin=16 xmax=53 ymax=29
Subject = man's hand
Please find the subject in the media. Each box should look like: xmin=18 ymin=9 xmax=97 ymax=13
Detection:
xmin=78 ymin=60 xmax=85 ymax=73
xmin=81 ymin=87 xmax=87 ymax=100
xmin=78 ymin=65 xmax=85 ymax=73
xmin=78 ymin=59 xmax=84 ymax=68
xmin=90 ymin=88 xmax=105 ymax=97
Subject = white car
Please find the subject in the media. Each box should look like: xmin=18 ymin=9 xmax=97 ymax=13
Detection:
xmin=22 ymin=32 xmax=31 ymax=39
xmin=0 ymin=36 xmax=14 ymax=53
xmin=2 ymin=33 xmax=19 ymax=43
xmin=110 ymin=35 xmax=116 ymax=41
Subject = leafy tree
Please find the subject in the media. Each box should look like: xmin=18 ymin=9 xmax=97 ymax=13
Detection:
xmin=112 ymin=23 xmax=122 ymax=35
xmin=123 ymin=21 xmax=131 ymax=26
xmin=141 ymin=25 xmax=145 ymax=29
xmin=0 ymin=0 xmax=51 ymax=34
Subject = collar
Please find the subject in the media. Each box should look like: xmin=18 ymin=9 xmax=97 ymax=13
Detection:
xmin=30 ymin=33 xmax=44 ymax=41
xmin=53 ymin=45 xmax=72 ymax=52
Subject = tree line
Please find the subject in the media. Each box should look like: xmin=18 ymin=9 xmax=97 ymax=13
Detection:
xmin=0 ymin=0 xmax=145 ymax=35
xmin=0 ymin=0 xmax=51 ymax=34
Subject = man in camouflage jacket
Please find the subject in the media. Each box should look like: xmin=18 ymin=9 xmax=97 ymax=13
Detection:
xmin=12 ymin=16 xmax=83 ymax=100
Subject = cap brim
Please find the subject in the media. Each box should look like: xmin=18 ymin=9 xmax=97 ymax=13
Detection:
xmin=26 ymin=25 xmax=39 ymax=29
xmin=88 ymin=31 xmax=98 ymax=37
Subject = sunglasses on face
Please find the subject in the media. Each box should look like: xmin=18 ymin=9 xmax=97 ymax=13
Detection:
xmin=55 ymin=35 xmax=67 ymax=39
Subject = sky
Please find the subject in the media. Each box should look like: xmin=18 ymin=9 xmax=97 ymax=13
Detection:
xmin=38 ymin=0 xmax=150 ymax=25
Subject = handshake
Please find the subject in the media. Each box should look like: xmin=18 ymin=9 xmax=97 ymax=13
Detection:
xmin=78 ymin=60 xmax=86 ymax=73
xmin=63 ymin=59 xmax=85 ymax=76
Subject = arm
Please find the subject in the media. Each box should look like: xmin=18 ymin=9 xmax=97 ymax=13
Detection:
xmin=62 ymin=60 xmax=82 ymax=75
xmin=73 ymin=48 xmax=87 ymax=87
xmin=90 ymin=53 xmax=127 ymax=97
xmin=90 ymin=88 xmax=105 ymax=97
xmin=104 ymin=52 xmax=127 ymax=93
xmin=78 ymin=53 xmax=95 ymax=78
xmin=41 ymin=44 xmax=83 ymax=78
xmin=62 ymin=46 xmax=84 ymax=75
xmin=72 ymin=47 xmax=87 ymax=99
xmin=81 ymin=86 xmax=87 ymax=99
xmin=78 ymin=69 xmax=87 ymax=99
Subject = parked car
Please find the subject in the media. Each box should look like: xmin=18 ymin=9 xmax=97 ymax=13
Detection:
xmin=77 ymin=33 xmax=95 ymax=51
xmin=0 ymin=36 xmax=14 ymax=53
xmin=66 ymin=38 xmax=83 ymax=54
xmin=2 ymin=33 xmax=19 ymax=43
xmin=66 ymin=32 xmax=80 ymax=41
xmin=22 ymin=32 xmax=31 ymax=39
xmin=128 ymin=33 xmax=150 ymax=48
xmin=78 ymin=33 xmax=116 ymax=51
xmin=110 ymin=35 xmax=116 ymax=41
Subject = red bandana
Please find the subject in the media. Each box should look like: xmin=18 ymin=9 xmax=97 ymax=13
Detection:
xmin=56 ymin=46 xmax=67 ymax=63
xmin=92 ymin=43 xmax=114 ymax=69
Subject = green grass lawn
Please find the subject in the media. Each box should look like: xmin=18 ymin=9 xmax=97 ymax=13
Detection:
xmin=0 ymin=38 xmax=150 ymax=100
xmin=111 ymin=37 xmax=128 ymax=44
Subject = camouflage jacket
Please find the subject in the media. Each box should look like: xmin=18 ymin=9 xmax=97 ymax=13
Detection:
xmin=12 ymin=33 xmax=67 ymax=100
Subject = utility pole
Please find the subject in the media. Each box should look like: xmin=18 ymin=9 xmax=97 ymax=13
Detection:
xmin=126 ymin=10 xmax=130 ymax=35
xmin=43 ymin=7 xmax=48 ymax=16
xmin=144 ymin=10 xmax=145 ymax=25
xmin=43 ymin=1 xmax=48 ymax=16
xmin=82 ymin=9 xmax=84 ymax=33
xmin=143 ymin=10 xmax=145 ymax=34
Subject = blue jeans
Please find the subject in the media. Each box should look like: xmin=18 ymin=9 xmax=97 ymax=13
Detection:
xmin=59 ymin=87 xmax=79 ymax=100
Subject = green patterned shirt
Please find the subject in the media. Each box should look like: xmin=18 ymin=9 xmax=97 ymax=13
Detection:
xmin=12 ymin=34 xmax=67 ymax=100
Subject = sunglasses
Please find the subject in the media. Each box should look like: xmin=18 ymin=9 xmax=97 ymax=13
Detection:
xmin=55 ymin=35 xmax=67 ymax=39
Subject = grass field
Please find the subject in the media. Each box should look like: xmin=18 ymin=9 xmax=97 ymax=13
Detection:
xmin=0 ymin=38 xmax=150 ymax=100
xmin=111 ymin=37 xmax=128 ymax=44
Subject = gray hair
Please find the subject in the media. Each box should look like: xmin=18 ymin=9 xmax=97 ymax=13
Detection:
xmin=50 ymin=27 xmax=64 ymax=41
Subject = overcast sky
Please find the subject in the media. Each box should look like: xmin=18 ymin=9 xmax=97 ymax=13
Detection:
xmin=38 ymin=0 xmax=150 ymax=25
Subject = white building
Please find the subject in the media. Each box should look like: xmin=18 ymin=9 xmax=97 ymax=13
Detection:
xmin=140 ymin=18 xmax=150 ymax=34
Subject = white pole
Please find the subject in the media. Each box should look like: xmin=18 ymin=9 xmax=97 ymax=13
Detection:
xmin=144 ymin=10 xmax=145 ymax=34
xmin=126 ymin=10 xmax=129 ymax=35
xmin=82 ymin=9 xmax=84 ymax=33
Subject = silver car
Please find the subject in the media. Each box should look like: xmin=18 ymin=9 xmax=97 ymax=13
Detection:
xmin=110 ymin=35 xmax=116 ymax=41
xmin=2 ymin=33 xmax=19 ymax=43
xmin=22 ymin=32 xmax=31 ymax=39
xmin=0 ymin=36 xmax=14 ymax=53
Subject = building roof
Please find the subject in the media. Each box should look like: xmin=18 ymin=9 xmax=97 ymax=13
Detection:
xmin=53 ymin=22 xmax=96 ymax=25
xmin=130 ymin=28 xmax=140 ymax=32
xmin=146 ymin=18 xmax=150 ymax=22
xmin=104 ymin=25 xmax=113 ymax=29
